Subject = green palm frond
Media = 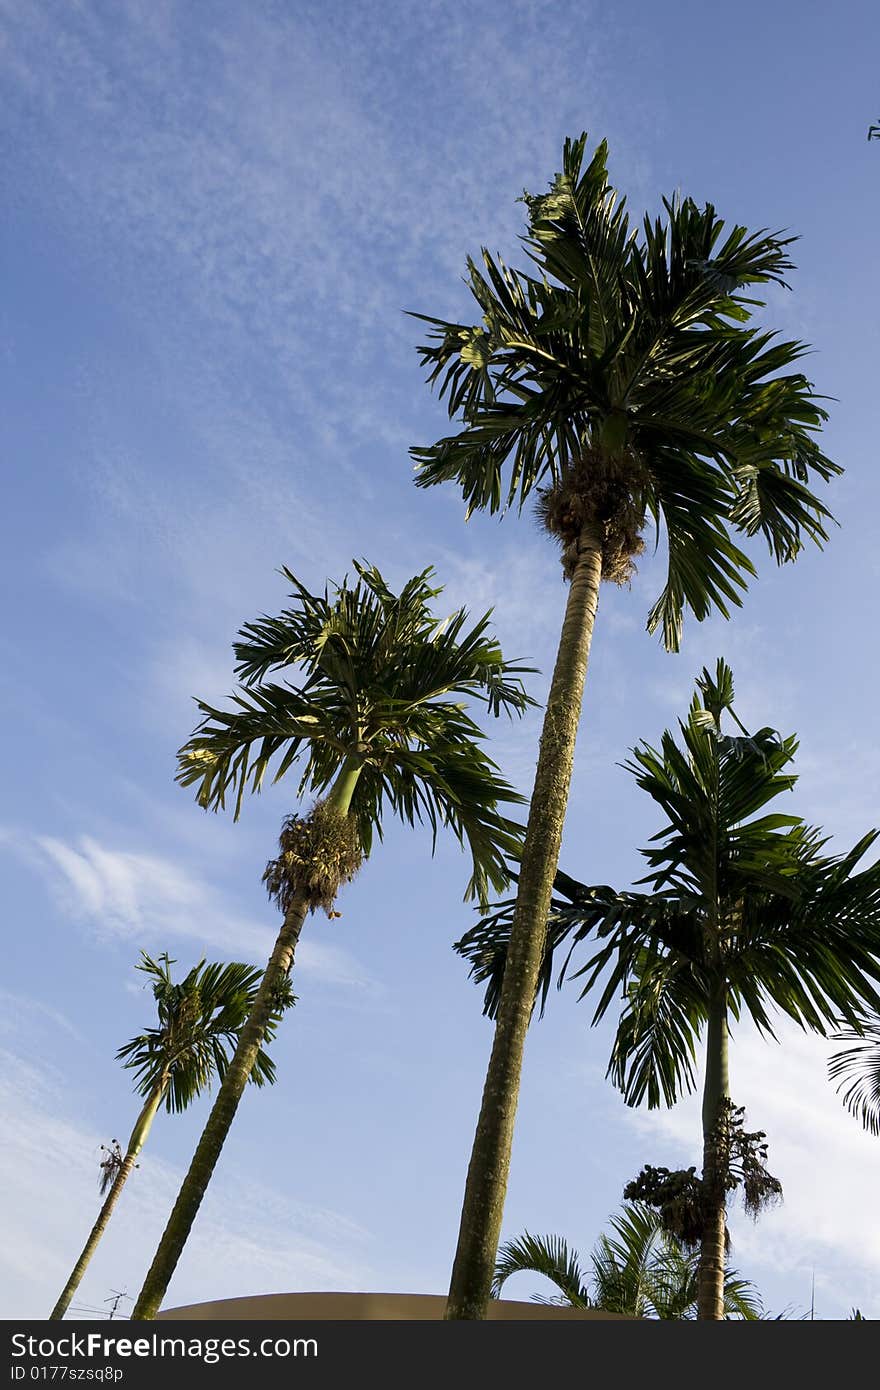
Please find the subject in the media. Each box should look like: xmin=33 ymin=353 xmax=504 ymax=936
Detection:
xmin=115 ymin=953 xmax=293 ymax=1112
xmin=492 ymin=1232 xmax=592 ymax=1307
xmin=828 ymin=1016 xmax=880 ymax=1137
xmin=177 ymin=562 xmax=533 ymax=904
xmin=412 ymin=133 xmax=839 ymax=650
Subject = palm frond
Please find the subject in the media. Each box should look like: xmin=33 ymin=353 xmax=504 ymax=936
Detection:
xmin=828 ymin=1017 xmax=880 ymax=1136
xmin=492 ymin=1231 xmax=592 ymax=1307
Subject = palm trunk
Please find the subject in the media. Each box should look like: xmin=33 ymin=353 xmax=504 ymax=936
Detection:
xmin=130 ymin=759 xmax=362 ymax=1320
xmin=50 ymin=1079 xmax=167 ymax=1320
xmin=445 ymin=522 xmax=603 ymax=1320
xmin=697 ymin=985 xmax=730 ymax=1320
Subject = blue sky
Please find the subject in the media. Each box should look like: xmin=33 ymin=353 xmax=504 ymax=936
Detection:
xmin=2 ymin=0 xmax=879 ymax=1321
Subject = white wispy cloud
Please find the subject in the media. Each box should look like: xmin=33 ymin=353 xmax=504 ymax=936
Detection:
xmin=0 ymin=0 xmax=636 ymax=376
xmin=2 ymin=828 xmax=376 ymax=991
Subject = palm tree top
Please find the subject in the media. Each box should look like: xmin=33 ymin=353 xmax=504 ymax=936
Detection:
xmin=457 ymin=659 xmax=880 ymax=1104
xmin=410 ymin=134 xmax=840 ymax=649
xmin=176 ymin=560 xmax=535 ymax=903
xmin=115 ymin=952 xmax=293 ymax=1113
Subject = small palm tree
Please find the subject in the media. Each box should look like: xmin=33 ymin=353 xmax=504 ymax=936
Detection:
xmin=829 ymin=1015 xmax=880 ymax=1136
xmin=493 ymin=1203 xmax=762 ymax=1318
xmin=130 ymin=560 xmax=532 ymax=1318
xmin=411 ymin=132 xmax=840 ymax=1318
xmin=459 ymin=660 xmax=880 ymax=1317
xmin=50 ymin=951 xmax=288 ymax=1320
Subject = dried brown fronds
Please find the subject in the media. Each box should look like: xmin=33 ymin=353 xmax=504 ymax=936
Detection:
xmin=536 ymin=445 xmax=647 ymax=583
xmin=263 ymin=800 xmax=363 ymax=917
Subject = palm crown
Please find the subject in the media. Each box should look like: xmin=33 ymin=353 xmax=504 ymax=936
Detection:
xmin=130 ymin=564 xmax=533 ymax=1320
xmin=176 ymin=560 xmax=533 ymax=904
xmin=458 ymin=659 xmax=880 ymax=1107
xmin=412 ymin=134 xmax=839 ymax=648
xmin=115 ymin=952 xmax=292 ymax=1113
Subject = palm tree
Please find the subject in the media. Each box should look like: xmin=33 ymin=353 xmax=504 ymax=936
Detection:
xmin=458 ymin=660 xmax=880 ymax=1317
xmin=493 ymin=1203 xmax=762 ymax=1318
xmin=130 ymin=560 xmax=532 ymax=1318
xmin=411 ymin=132 xmax=840 ymax=1318
xmin=829 ymin=1015 xmax=880 ymax=1135
xmin=50 ymin=951 xmax=288 ymax=1320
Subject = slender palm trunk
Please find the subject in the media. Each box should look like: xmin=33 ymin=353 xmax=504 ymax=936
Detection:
xmin=697 ymin=985 xmax=730 ymax=1320
xmin=131 ymin=760 xmax=362 ymax=1320
xmin=50 ymin=1079 xmax=167 ymax=1320
xmin=446 ymin=523 xmax=603 ymax=1320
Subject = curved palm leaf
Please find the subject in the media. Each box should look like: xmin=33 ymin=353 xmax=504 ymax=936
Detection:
xmin=828 ymin=1016 xmax=880 ymax=1136
xmin=492 ymin=1232 xmax=592 ymax=1308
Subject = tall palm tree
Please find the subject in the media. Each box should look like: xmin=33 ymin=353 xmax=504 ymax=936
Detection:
xmin=493 ymin=1202 xmax=762 ymax=1319
xmin=458 ymin=660 xmax=880 ymax=1317
xmin=50 ymin=951 xmax=288 ymax=1320
xmin=131 ymin=560 xmax=532 ymax=1318
xmin=411 ymin=132 xmax=840 ymax=1318
xmin=829 ymin=1015 xmax=880 ymax=1135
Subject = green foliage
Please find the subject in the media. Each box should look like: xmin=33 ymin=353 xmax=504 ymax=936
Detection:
xmin=829 ymin=1014 xmax=880 ymax=1136
xmin=411 ymin=133 xmax=839 ymax=649
xmin=176 ymin=561 xmax=533 ymax=904
xmin=457 ymin=659 xmax=880 ymax=1105
xmin=115 ymin=952 xmax=293 ymax=1112
xmin=492 ymin=1203 xmax=763 ymax=1319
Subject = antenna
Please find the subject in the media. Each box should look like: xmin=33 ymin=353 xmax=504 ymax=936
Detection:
xmin=810 ymin=1269 xmax=815 ymax=1321
xmin=105 ymin=1289 xmax=132 ymax=1320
